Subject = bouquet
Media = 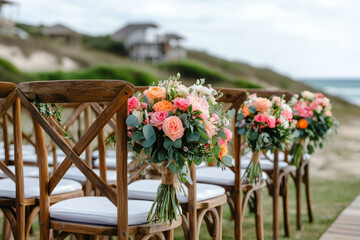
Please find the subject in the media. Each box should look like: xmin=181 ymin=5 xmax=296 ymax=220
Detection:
xmin=126 ymin=74 xmax=234 ymax=224
xmin=290 ymin=91 xmax=339 ymax=167
xmin=236 ymin=94 xmax=295 ymax=182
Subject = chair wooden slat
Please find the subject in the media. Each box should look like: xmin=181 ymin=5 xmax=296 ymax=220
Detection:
xmin=19 ymin=80 xmax=133 ymax=103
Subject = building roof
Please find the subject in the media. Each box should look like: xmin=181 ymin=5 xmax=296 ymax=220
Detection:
xmin=0 ymin=0 xmax=14 ymax=5
xmin=42 ymin=24 xmax=79 ymax=36
xmin=163 ymin=33 xmax=184 ymax=40
xmin=112 ymin=23 xmax=158 ymax=41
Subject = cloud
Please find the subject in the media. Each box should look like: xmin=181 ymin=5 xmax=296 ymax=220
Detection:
xmin=9 ymin=0 xmax=360 ymax=77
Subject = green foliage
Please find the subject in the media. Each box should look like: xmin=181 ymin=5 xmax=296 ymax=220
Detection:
xmin=234 ymin=77 xmax=262 ymax=89
xmin=32 ymin=65 xmax=157 ymax=86
xmin=82 ymin=35 xmax=128 ymax=56
xmin=159 ymin=60 xmax=229 ymax=83
xmin=0 ymin=58 xmax=35 ymax=84
xmin=0 ymin=58 xmax=20 ymax=73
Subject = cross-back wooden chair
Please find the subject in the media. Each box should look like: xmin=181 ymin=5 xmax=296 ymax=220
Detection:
xmin=195 ymin=88 xmax=267 ymax=240
xmin=245 ymin=89 xmax=295 ymax=240
xmin=0 ymin=82 xmax=84 ymax=240
xmin=126 ymin=86 xmax=227 ymax=240
xmin=17 ymin=80 xmax=182 ymax=240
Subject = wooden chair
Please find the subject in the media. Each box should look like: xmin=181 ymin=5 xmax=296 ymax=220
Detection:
xmin=245 ymin=89 xmax=295 ymax=240
xmin=0 ymin=82 xmax=84 ymax=240
xmin=126 ymin=86 xmax=227 ymax=240
xmin=17 ymin=80 xmax=181 ymax=239
xmin=195 ymin=88 xmax=266 ymax=240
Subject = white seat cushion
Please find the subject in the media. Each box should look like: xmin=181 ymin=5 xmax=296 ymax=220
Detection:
xmin=0 ymin=165 xmax=39 ymax=178
xmin=196 ymin=167 xmax=268 ymax=186
xmin=241 ymin=159 xmax=291 ymax=170
xmin=50 ymin=197 xmax=153 ymax=226
xmin=93 ymin=155 xmax=133 ymax=168
xmin=63 ymin=167 xmax=117 ymax=184
xmin=0 ymin=177 xmax=82 ymax=198
xmin=92 ymin=149 xmax=121 ymax=159
xmin=128 ymin=179 xmax=225 ymax=203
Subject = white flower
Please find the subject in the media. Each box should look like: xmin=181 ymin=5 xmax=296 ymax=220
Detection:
xmin=176 ymin=85 xmax=189 ymax=97
xmin=301 ymin=91 xmax=316 ymax=100
xmin=189 ymin=84 xmax=214 ymax=97
xmin=132 ymin=110 xmax=143 ymax=123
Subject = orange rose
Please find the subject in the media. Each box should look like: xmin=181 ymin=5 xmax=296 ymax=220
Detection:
xmin=163 ymin=116 xmax=185 ymax=142
xmin=144 ymin=86 xmax=166 ymax=103
xmin=297 ymin=118 xmax=308 ymax=129
xmin=153 ymin=100 xmax=176 ymax=113
xmin=218 ymin=144 xmax=228 ymax=161
xmin=252 ymin=97 xmax=272 ymax=113
xmin=242 ymin=106 xmax=250 ymax=117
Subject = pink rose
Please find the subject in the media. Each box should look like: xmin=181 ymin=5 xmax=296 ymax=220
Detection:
xmin=218 ymin=137 xmax=227 ymax=146
xmin=187 ymin=96 xmax=210 ymax=120
xmin=272 ymin=96 xmax=281 ymax=106
xmin=266 ymin=116 xmax=276 ymax=128
xmin=317 ymin=93 xmax=324 ymax=98
xmin=141 ymin=102 xmax=148 ymax=109
xmin=205 ymin=122 xmax=218 ymax=138
xmin=212 ymin=113 xmax=219 ymax=121
xmin=276 ymin=118 xmax=282 ymax=125
xmin=150 ymin=111 xmax=168 ymax=130
xmin=325 ymin=111 xmax=332 ymax=117
xmin=128 ymin=97 xmax=141 ymax=114
xmin=163 ymin=116 xmax=185 ymax=142
xmin=173 ymin=97 xmax=190 ymax=111
xmin=254 ymin=113 xmax=268 ymax=123
xmin=282 ymin=110 xmax=293 ymax=121
xmin=223 ymin=128 xmax=233 ymax=142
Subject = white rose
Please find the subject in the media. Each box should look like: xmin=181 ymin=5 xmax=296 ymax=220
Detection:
xmin=132 ymin=110 xmax=143 ymax=123
xmin=301 ymin=91 xmax=315 ymax=100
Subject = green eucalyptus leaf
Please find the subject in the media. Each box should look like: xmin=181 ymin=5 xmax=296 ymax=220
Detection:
xmin=143 ymin=124 xmax=155 ymax=140
xmin=126 ymin=115 xmax=139 ymax=127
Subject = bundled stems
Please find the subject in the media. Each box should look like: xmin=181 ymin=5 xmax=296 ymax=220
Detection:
xmin=244 ymin=151 xmax=262 ymax=183
xmin=292 ymin=139 xmax=304 ymax=167
xmin=147 ymin=161 xmax=182 ymax=224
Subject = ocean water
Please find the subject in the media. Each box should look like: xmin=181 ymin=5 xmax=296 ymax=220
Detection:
xmin=301 ymin=79 xmax=360 ymax=106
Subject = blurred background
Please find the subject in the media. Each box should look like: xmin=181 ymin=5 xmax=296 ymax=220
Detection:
xmin=0 ymin=0 xmax=359 ymax=239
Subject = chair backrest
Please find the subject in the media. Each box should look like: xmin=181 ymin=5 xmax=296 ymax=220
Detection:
xmin=17 ymin=80 xmax=134 ymax=239
xmin=0 ymin=82 xmax=21 ymax=182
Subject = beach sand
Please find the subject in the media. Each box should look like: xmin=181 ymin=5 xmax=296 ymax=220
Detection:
xmin=310 ymin=122 xmax=360 ymax=179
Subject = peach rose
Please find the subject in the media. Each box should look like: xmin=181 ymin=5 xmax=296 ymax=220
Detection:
xmin=242 ymin=106 xmax=250 ymax=118
xmin=252 ymin=97 xmax=272 ymax=113
xmin=153 ymin=100 xmax=176 ymax=113
xmin=218 ymin=143 xmax=228 ymax=161
xmin=163 ymin=116 xmax=185 ymax=142
xmin=205 ymin=121 xmax=218 ymax=138
xmin=144 ymin=86 xmax=166 ymax=103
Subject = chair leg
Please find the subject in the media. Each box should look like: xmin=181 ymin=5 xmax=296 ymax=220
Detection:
xmin=282 ymin=176 xmax=290 ymax=237
xmin=216 ymin=205 xmax=223 ymax=240
xmin=2 ymin=218 xmax=13 ymax=240
xmin=296 ymin=167 xmax=302 ymax=230
xmin=164 ymin=229 xmax=174 ymax=240
xmin=304 ymin=163 xmax=313 ymax=223
xmin=254 ymin=189 xmax=264 ymax=240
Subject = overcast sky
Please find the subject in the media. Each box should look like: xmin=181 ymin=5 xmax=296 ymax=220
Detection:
xmin=7 ymin=0 xmax=360 ymax=78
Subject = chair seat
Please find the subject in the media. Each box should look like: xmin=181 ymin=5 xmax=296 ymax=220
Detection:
xmin=50 ymin=197 xmax=153 ymax=226
xmin=196 ymin=167 xmax=268 ymax=186
xmin=63 ymin=167 xmax=117 ymax=184
xmin=240 ymin=158 xmax=293 ymax=171
xmin=0 ymin=165 xmax=40 ymax=178
xmin=93 ymin=155 xmax=133 ymax=168
xmin=128 ymin=179 xmax=225 ymax=203
xmin=0 ymin=177 xmax=82 ymax=199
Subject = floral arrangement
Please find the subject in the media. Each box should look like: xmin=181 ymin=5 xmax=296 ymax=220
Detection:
xmin=126 ymin=74 xmax=234 ymax=224
xmin=290 ymin=91 xmax=339 ymax=166
xmin=236 ymin=94 xmax=295 ymax=182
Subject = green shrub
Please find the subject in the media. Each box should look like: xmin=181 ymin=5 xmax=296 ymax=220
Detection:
xmin=159 ymin=60 xmax=228 ymax=83
xmin=82 ymin=35 xmax=128 ymax=56
xmin=32 ymin=65 xmax=157 ymax=86
xmin=234 ymin=77 xmax=262 ymax=89
xmin=0 ymin=58 xmax=20 ymax=73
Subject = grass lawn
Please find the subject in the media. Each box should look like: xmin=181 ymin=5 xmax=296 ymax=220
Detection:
xmin=1 ymin=177 xmax=358 ymax=239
